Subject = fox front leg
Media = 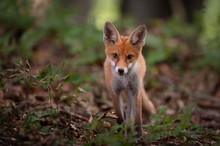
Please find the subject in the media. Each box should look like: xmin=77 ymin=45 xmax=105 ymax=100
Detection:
xmin=111 ymin=93 xmax=124 ymax=124
xmin=127 ymin=90 xmax=143 ymax=136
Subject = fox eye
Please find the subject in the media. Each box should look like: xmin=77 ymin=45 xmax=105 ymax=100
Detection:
xmin=127 ymin=54 xmax=133 ymax=60
xmin=113 ymin=53 xmax=118 ymax=58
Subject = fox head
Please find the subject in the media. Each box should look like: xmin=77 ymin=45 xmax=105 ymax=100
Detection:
xmin=103 ymin=22 xmax=147 ymax=76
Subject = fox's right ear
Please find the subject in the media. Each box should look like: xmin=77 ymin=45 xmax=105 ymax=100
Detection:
xmin=103 ymin=22 xmax=120 ymax=44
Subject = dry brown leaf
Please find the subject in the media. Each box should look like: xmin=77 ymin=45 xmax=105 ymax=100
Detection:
xmin=102 ymin=121 xmax=111 ymax=128
xmin=97 ymin=113 xmax=106 ymax=120
xmin=88 ymin=115 xmax=93 ymax=124
xmin=0 ymin=90 xmax=4 ymax=102
xmin=70 ymin=123 xmax=78 ymax=131
xmin=106 ymin=112 xmax=118 ymax=119
xmin=78 ymin=87 xmax=86 ymax=93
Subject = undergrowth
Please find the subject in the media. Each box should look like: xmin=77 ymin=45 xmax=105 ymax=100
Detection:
xmin=0 ymin=60 xmax=86 ymax=106
xmin=0 ymin=60 xmax=219 ymax=145
xmin=83 ymin=107 xmax=219 ymax=145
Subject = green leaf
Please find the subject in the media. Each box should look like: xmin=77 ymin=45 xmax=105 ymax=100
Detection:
xmin=147 ymin=49 xmax=168 ymax=65
xmin=158 ymin=106 xmax=167 ymax=115
xmin=178 ymin=107 xmax=191 ymax=128
xmin=171 ymin=125 xmax=183 ymax=137
xmin=0 ymin=79 xmax=6 ymax=89
xmin=37 ymin=108 xmax=57 ymax=118
xmin=20 ymin=28 xmax=46 ymax=57
xmin=41 ymin=126 xmax=50 ymax=133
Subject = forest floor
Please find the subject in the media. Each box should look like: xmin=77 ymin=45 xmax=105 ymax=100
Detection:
xmin=1 ymin=35 xmax=220 ymax=146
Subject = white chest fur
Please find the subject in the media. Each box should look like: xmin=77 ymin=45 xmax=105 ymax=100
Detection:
xmin=111 ymin=73 xmax=140 ymax=96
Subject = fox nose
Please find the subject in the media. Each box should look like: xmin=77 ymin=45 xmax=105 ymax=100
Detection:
xmin=118 ymin=68 xmax=124 ymax=75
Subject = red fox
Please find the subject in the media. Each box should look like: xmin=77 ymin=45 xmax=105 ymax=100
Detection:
xmin=103 ymin=22 xmax=156 ymax=136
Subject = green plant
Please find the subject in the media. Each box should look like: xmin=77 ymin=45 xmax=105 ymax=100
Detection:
xmin=3 ymin=60 xmax=62 ymax=91
xmin=202 ymin=0 xmax=220 ymax=44
xmin=0 ymin=0 xmax=32 ymax=29
xmin=144 ymin=106 xmax=216 ymax=145
xmin=146 ymin=16 xmax=197 ymax=66
xmin=22 ymin=107 xmax=78 ymax=145
xmin=84 ymin=113 xmax=138 ymax=146
xmin=0 ymin=0 xmax=35 ymax=60
xmin=1 ymin=60 xmax=87 ymax=106
xmin=195 ymin=0 xmax=220 ymax=71
xmin=34 ymin=63 xmax=66 ymax=90
xmin=0 ymin=0 xmax=104 ymax=70
xmin=33 ymin=0 xmax=104 ymax=66
xmin=23 ymin=108 xmax=57 ymax=130
xmin=0 ymin=32 xmax=16 ymax=57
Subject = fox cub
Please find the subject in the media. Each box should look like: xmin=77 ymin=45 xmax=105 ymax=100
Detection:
xmin=103 ymin=22 xmax=156 ymax=136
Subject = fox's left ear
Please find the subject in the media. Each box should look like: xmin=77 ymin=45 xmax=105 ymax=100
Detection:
xmin=129 ymin=25 xmax=147 ymax=47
